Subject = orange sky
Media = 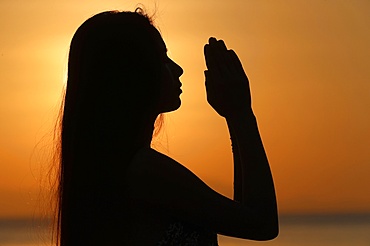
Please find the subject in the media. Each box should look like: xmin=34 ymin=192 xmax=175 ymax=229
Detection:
xmin=1 ymin=0 xmax=369 ymax=218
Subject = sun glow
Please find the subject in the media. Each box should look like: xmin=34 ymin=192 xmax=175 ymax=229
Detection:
xmin=1 ymin=0 xmax=370 ymax=218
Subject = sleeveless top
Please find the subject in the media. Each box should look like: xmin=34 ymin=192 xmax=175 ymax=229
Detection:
xmin=157 ymin=220 xmax=218 ymax=246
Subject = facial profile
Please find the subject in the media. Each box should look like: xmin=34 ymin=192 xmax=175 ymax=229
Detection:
xmin=157 ymin=56 xmax=183 ymax=113
xmin=153 ymin=31 xmax=183 ymax=113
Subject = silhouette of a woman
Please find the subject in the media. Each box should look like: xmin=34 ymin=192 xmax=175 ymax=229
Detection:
xmin=55 ymin=9 xmax=278 ymax=246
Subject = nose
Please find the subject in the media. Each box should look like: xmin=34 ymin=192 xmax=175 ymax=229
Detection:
xmin=171 ymin=60 xmax=183 ymax=77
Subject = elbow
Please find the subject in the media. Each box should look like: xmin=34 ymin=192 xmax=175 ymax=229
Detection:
xmin=261 ymin=225 xmax=279 ymax=241
xmin=238 ymin=222 xmax=279 ymax=241
xmin=220 ymin=214 xmax=279 ymax=241
xmin=249 ymin=225 xmax=278 ymax=241
xmin=257 ymin=206 xmax=279 ymax=240
xmin=248 ymin=213 xmax=279 ymax=241
xmin=256 ymin=217 xmax=279 ymax=241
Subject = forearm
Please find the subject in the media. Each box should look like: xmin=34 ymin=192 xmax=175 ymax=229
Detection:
xmin=227 ymin=112 xmax=278 ymax=219
xmin=230 ymin=126 xmax=243 ymax=202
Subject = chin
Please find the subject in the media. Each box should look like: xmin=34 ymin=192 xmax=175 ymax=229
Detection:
xmin=161 ymin=99 xmax=181 ymax=113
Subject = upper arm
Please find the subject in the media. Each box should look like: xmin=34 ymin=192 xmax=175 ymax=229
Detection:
xmin=126 ymin=149 xmax=278 ymax=240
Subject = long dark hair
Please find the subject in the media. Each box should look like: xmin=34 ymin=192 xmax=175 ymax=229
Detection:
xmin=53 ymin=9 xmax=165 ymax=245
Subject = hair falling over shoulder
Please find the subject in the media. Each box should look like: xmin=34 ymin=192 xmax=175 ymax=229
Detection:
xmin=50 ymin=9 xmax=166 ymax=245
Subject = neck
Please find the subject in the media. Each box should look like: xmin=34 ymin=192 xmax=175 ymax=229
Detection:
xmin=135 ymin=114 xmax=157 ymax=149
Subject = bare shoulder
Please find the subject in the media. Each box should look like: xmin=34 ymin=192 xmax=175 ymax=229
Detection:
xmin=126 ymin=147 xmax=202 ymax=189
xmin=125 ymin=147 xmax=212 ymax=223
xmin=127 ymin=147 xmax=182 ymax=175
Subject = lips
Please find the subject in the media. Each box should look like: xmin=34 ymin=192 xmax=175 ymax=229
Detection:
xmin=178 ymin=81 xmax=182 ymax=94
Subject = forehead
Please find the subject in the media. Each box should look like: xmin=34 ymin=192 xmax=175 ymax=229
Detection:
xmin=150 ymin=27 xmax=167 ymax=52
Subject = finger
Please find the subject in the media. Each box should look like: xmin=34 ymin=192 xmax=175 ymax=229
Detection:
xmin=208 ymin=37 xmax=217 ymax=44
xmin=215 ymin=41 xmax=240 ymax=75
xmin=205 ymin=69 xmax=221 ymax=85
xmin=205 ymin=68 xmax=224 ymax=90
xmin=204 ymin=70 xmax=209 ymax=81
xmin=204 ymin=44 xmax=212 ymax=69
xmin=204 ymin=70 xmax=214 ymax=93
xmin=225 ymin=50 xmax=239 ymax=74
xmin=205 ymin=70 xmax=218 ymax=98
xmin=228 ymin=49 xmax=245 ymax=75
xmin=204 ymin=44 xmax=221 ymax=77
xmin=215 ymin=39 xmax=227 ymax=50
xmin=210 ymin=39 xmax=232 ymax=75
xmin=204 ymin=70 xmax=210 ymax=89
xmin=214 ymin=40 xmax=229 ymax=63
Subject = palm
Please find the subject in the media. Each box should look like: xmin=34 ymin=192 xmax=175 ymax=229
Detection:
xmin=204 ymin=38 xmax=251 ymax=118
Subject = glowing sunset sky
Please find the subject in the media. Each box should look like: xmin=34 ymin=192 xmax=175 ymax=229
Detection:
xmin=0 ymin=0 xmax=369 ymax=218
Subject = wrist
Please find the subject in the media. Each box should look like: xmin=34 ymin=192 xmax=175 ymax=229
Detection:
xmin=226 ymin=109 xmax=255 ymax=123
xmin=226 ymin=110 xmax=258 ymax=143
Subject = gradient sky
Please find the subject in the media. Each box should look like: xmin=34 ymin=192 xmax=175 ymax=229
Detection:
xmin=0 ymin=0 xmax=369 ymax=218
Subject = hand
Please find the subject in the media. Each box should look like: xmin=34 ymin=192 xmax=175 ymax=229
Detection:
xmin=204 ymin=37 xmax=252 ymax=118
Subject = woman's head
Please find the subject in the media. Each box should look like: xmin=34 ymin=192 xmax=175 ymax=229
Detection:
xmin=65 ymin=9 xmax=182 ymax=126
xmin=62 ymin=9 xmax=183 ymax=159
